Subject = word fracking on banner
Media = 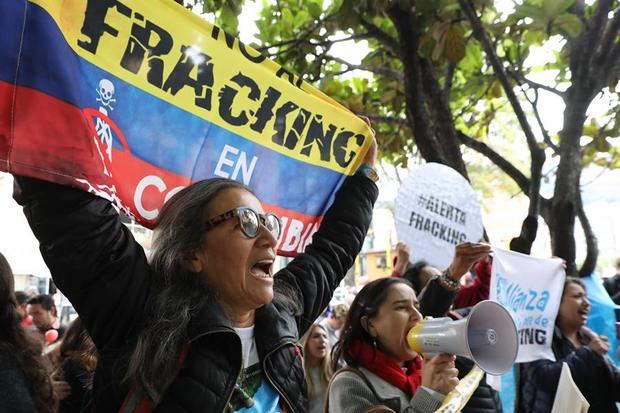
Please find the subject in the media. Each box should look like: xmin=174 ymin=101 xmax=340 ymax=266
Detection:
xmin=490 ymin=248 xmax=565 ymax=363
xmin=394 ymin=163 xmax=484 ymax=270
xmin=0 ymin=0 xmax=374 ymax=256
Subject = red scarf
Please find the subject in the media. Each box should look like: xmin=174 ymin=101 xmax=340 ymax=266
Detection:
xmin=349 ymin=340 xmax=422 ymax=396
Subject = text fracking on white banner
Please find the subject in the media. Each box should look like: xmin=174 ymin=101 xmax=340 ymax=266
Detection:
xmin=394 ymin=163 xmax=483 ymax=270
xmin=490 ymin=248 xmax=565 ymax=363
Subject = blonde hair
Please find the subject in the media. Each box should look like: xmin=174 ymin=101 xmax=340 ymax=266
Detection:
xmin=301 ymin=323 xmax=333 ymax=398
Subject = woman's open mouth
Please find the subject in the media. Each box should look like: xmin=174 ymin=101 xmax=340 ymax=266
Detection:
xmin=250 ymin=260 xmax=273 ymax=279
xmin=578 ymin=308 xmax=589 ymax=318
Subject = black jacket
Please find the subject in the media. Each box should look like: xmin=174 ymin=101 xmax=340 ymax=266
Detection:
xmin=14 ymin=174 xmax=377 ymax=412
xmin=518 ymin=327 xmax=620 ymax=413
xmin=418 ymin=277 xmax=458 ymax=317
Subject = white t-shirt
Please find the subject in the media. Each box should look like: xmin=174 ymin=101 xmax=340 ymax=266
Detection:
xmin=231 ymin=326 xmax=281 ymax=412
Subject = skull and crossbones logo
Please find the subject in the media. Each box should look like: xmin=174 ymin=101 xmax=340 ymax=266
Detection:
xmin=96 ymin=79 xmax=116 ymax=111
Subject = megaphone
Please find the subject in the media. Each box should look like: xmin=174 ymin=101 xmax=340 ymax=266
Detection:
xmin=406 ymin=300 xmax=518 ymax=375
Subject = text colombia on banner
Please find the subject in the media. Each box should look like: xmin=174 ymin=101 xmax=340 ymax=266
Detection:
xmin=0 ymin=0 xmax=373 ymax=256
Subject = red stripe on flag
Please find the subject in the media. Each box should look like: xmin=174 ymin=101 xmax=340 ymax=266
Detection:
xmin=0 ymin=80 xmax=106 ymax=184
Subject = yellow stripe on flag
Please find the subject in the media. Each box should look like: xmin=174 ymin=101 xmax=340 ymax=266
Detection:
xmin=31 ymin=0 xmax=372 ymax=174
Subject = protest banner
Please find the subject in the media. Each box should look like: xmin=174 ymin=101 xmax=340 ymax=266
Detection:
xmin=490 ymin=248 xmax=565 ymax=362
xmin=394 ymin=163 xmax=483 ymax=270
xmin=0 ymin=0 xmax=373 ymax=256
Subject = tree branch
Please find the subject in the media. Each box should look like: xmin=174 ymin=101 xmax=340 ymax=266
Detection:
xmin=460 ymin=0 xmax=541 ymax=154
xmin=420 ymin=59 xmax=469 ymax=177
xmin=453 ymin=77 xmax=494 ymax=120
xmin=598 ymin=9 xmax=620 ymax=77
xmin=597 ymin=6 xmax=620 ymax=63
xmin=324 ymin=55 xmax=403 ymax=78
xmin=359 ymin=18 xmax=399 ymax=53
xmin=256 ymin=12 xmax=338 ymax=53
xmin=444 ymin=61 xmax=455 ymax=100
xmin=576 ymin=190 xmax=599 ymax=276
xmin=360 ymin=114 xmax=409 ymax=126
xmin=522 ymin=86 xmax=561 ymax=155
xmin=569 ymin=0 xmax=613 ymax=87
xmin=387 ymin=6 xmax=447 ymax=165
xmin=457 ymin=131 xmax=531 ymax=194
xmin=460 ymin=0 xmax=546 ymax=216
xmin=507 ymin=68 xmax=566 ymax=98
xmin=586 ymin=0 xmax=615 ymax=61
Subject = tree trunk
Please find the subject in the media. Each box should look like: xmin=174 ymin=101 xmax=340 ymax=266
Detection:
xmin=387 ymin=7 xmax=447 ymax=166
xmin=419 ymin=60 xmax=469 ymax=178
xmin=549 ymin=88 xmax=590 ymax=276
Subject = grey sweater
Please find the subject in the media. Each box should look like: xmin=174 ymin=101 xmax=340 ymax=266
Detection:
xmin=327 ymin=367 xmax=443 ymax=413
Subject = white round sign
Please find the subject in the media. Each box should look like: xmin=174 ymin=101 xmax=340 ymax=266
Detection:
xmin=394 ymin=163 xmax=483 ymax=270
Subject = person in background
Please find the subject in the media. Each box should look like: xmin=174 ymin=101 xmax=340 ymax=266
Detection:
xmin=452 ymin=254 xmax=492 ymax=310
xmin=55 ymin=317 xmax=97 ymax=413
xmin=302 ymin=323 xmax=333 ymax=413
xmin=320 ymin=302 xmax=349 ymax=349
xmin=15 ymin=291 xmax=33 ymax=328
xmin=603 ymin=258 xmax=620 ymax=305
xmin=519 ymin=277 xmax=620 ymax=413
xmin=395 ymin=242 xmax=491 ymax=316
xmin=327 ymin=277 xmax=459 ymax=413
xmin=27 ymin=294 xmax=66 ymax=341
xmin=0 ymin=251 xmax=56 ymax=413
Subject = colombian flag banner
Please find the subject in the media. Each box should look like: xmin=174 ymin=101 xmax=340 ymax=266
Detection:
xmin=0 ymin=0 xmax=373 ymax=255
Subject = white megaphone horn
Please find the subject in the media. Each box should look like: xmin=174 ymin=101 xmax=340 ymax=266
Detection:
xmin=406 ymin=300 xmax=518 ymax=375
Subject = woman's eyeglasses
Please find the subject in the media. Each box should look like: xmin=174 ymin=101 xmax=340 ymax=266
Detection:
xmin=204 ymin=207 xmax=282 ymax=239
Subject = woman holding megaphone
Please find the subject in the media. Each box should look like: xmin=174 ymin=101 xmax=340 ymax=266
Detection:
xmin=327 ymin=277 xmax=459 ymax=413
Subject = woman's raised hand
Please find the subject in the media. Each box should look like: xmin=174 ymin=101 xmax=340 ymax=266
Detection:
xmin=447 ymin=243 xmax=491 ymax=280
xmin=588 ymin=335 xmax=610 ymax=356
xmin=393 ymin=242 xmax=410 ymax=275
xmin=421 ymin=353 xmax=459 ymax=395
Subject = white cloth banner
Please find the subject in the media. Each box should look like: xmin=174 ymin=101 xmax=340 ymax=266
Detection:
xmin=490 ymin=248 xmax=565 ymax=363
xmin=394 ymin=163 xmax=483 ymax=270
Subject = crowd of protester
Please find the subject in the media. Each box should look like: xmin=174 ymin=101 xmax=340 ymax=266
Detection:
xmin=2 ymin=129 xmax=620 ymax=412
xmin=3 ymin=228 xmax=620 ymax=413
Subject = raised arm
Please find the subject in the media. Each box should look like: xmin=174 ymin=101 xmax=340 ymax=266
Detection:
xmin=13 ymin=177 xmax=151 ymax=351
xmin=274 ymin=172 xmax=378 ymax=333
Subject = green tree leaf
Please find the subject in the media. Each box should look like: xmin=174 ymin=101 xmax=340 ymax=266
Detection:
xmin=308 ymin=2 xmax=322 ymax=19
xmin=552 ymin=13 xmax=582 ymax=37
xmin=543 ymin=0 xmax=575 ymax=19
